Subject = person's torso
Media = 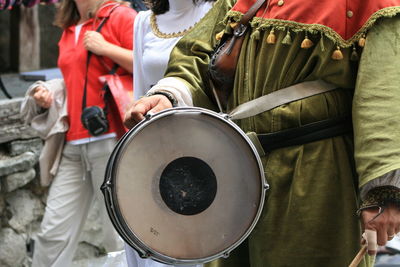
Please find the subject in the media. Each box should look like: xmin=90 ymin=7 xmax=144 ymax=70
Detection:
xmin=222 ymin=0 xmax=400 ymax=134
xmin=58 ymin=3 xmax=135 ymax=141
xmin=135 ymin=1 xmax=214 ymax=94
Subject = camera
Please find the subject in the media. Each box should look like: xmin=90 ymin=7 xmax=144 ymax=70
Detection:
xmin=81 ymin=106 xmax=109 ymax=136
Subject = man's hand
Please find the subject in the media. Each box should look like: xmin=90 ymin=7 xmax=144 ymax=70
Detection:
xmin=83 ymin=31 xmax=109 ymax=56
xmin=32 ymin=86 xmax=52 ymax=109
xmin=123 ymin=95 xmax=173 ymax=129
xmin=361 ymin=204 xmax=400 ymax=255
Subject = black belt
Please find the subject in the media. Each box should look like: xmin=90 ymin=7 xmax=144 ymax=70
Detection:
xmin=257 ymin=116 xmax=353 ymax=152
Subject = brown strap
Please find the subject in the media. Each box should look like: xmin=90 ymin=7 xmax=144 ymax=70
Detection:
xmin=227 ymin=0 xmax=267 ymax=53
xmin=239 ymin=0 xmax=267 ymax=25
xmin=208 ymin=0 xmax=267 ymax=109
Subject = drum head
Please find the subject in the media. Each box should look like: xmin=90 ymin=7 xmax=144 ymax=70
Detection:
xmin=106 ymin=107 xmax=266 ymax=264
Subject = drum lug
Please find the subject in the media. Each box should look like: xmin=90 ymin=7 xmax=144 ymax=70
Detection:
xmin=139 ymin=251 xmax=150 ymax=259
xmin=222 ymin=251 xmax=230 ymax=258
xmin=100 ymin=180 xmax=112 ymax=191
xmin=264 ymin=183 xmax=270 ymax=190
xmin=145 ymin=111 xmax=154 ymax=120
xmin=222 ymin=113 xmax=231 ymax=120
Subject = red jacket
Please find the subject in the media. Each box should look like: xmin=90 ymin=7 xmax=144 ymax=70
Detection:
xmin=231 ymin=0 xmax=400 ymax=43
xmin=58 ymin=2 xmax=136 ymax=141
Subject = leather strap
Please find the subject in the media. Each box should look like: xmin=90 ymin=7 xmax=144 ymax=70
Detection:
xmin=229 ymin=80 xmax=338 ymax=120
xmin=224 ymin=0 xmax=267 ymax=55
xmin=82 ymin=4 xmax=120 ymax=111
xmin=239 ymin=0 xmax=267 ymax=25
xmin=257 ymin=116 xmax=352 ymax=152
xmin=208 ymin=0 xmax=267 ymax=109
xmin=82 ymin=16 xmax=110 ymax=110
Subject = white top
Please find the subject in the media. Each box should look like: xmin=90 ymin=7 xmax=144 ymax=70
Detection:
xmin=133 ymin=0 xmax=214 ymax=100
xmin=75 ymin=24 xmax=83 ymax=44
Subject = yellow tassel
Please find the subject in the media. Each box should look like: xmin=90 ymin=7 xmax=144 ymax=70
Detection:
xmin=350 ymin=47 xmax=359 ymax=61
xmin=266 ymin=29 xmax=276 ymax=44
xmin=230 ymin=22 xmax=238 ymax=29
xmin=215 ymin=30 xmax=225 ymax=41
xmin=358 ymin=34 xmax=366 ymax=47
xmin=282 ymin=29 xmax=292 ymax=45
xmin=332 ymin=46 xmax=344 ymax=60
xmin=301 ymin=35 xmax=314 ymax=49
xmin=251 ymin=29 xmax=261 ymax=41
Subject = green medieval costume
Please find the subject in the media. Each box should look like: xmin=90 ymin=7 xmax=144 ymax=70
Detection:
xmin=162 ymin=0 xmax=400 ymax=266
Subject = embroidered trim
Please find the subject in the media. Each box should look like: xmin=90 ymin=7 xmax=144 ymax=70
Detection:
xmin=224 ymin=6 xmax=400 ymax=48
xmin=150 ymin=13 xmax=196 ymax=39
xmin=359 ymin=186 xmax=400 ymax=212
xmin=146 ymin=90 xmax=178 ymax=107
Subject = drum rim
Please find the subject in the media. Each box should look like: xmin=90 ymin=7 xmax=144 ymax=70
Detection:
xmin=102 ymin=106 xmax=268 ymax=265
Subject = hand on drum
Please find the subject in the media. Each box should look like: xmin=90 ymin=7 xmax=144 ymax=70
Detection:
xmin=123 ymin=95 xmax=173 ymax=129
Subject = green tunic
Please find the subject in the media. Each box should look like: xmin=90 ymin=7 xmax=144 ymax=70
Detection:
xmin=164 ymin=0 xmax=400 ymax=266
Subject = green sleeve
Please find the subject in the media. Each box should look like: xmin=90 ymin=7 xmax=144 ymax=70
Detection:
xmin=164 ymin=0 xmax=235 ymax=110
xmin=353 ymin=15 xmax=400 ymax=187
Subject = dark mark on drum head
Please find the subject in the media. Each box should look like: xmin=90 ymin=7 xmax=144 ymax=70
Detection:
xmin=159 ymin=157 xmax=217 ymax=216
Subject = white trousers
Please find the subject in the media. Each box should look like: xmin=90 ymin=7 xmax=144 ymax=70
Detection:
xmin=32 ymin=138 xmax=122 ymax=267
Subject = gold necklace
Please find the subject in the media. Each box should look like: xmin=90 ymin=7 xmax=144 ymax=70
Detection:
xmin=150 ymin=13 xmax=195 ymax=39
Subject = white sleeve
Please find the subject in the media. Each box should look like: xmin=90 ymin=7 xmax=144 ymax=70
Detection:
xmin=133 ymin=11 xmax=147 ymax=100
xmin=146 ymin=77 xmax=193 ymax=107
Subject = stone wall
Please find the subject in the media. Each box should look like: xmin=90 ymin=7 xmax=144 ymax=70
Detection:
xmin=0 ymin=4 xmax=61 ymax=73
xmin=0 ymin=98 xmax=107 ymax=266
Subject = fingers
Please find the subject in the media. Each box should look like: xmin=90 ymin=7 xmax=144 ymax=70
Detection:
xmin=387 ymin=223 xmax=397 ymax=241
xmin=360 ymin=204 xmax=400 ymax=255
xmin=123 ymin=95 xmax=173 ymax=129
xmin=83 ymin=31 xmax=106 ymax=55
xmin=148 ymin=95 xmax=173 ymax=114
xmin=377 ymin=225 xmax=390 ymax=246
xmin=83 ymin=31 xmax=98 ymax=43
xmin=124 ymin=102 xmax=146 ymax=128
xmin=33 ymin=87 xmax=52 ymax=108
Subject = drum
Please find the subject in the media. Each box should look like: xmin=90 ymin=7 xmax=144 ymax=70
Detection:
xmin=102 ymin=107 xmax=268 ymax=265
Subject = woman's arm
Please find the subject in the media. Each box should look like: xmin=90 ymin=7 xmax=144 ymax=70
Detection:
xmin=84 ymin=5 xmax=136 ymax=73
xmin=84 ymin=30 xmax=133 ymax=73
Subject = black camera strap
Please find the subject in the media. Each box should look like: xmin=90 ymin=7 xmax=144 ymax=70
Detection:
xmin=82 ymin=4 xmax=120 ymax=112
xmin=101 ymin=63 xmax=119 ymax=115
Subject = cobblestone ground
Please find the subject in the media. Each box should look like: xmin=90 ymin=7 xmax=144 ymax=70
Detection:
xmin=72 ymin=250 xmax=128 ymax=267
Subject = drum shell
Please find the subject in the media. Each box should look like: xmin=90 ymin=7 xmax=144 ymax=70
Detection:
xmin=102 ymin=107 xmax=268 ymax=265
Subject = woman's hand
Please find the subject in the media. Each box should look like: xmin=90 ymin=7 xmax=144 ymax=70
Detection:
xmin=32 ymin=86 xmax=52 ymax=108
xmin=360 ymin=204 xmax=400 ymax=255
xmin=83 ymin=30 xmax=133 ymax=72
xmin=83 ymin=31 xmax=110 ymax=56
xmin=123 ymin=95 xmax=172 ymax=129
